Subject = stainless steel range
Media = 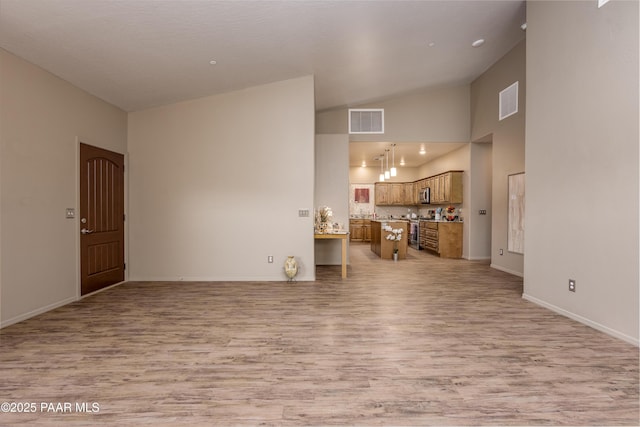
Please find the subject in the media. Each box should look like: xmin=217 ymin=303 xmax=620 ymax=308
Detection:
xmin=409 ymin=220 xmax=420 ymax=250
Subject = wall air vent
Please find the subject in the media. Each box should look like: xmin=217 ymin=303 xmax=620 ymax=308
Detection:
xmin=499 ymin=81 xmax=519 ymax=121
xmin=349 ymin=109 xmax=384 ymax=134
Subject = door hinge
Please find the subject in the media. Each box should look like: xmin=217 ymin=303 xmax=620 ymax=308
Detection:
xmin=123 ymin=213 xmax=126 ymax=221
xmin=124 ymin=263 xmax=126 ymax=271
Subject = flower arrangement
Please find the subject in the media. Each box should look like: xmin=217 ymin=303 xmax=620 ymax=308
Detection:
xmin=384 ymin=225 xmax=403 ymax=254
xmin=315 ymin=206 xmax=333 ymax=233
xmin=445 ymin=205 xmax=458 ymax=221
xmin=318 ymin=206 xmax=333 ymax=223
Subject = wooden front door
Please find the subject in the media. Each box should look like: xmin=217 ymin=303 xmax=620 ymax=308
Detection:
xmin=80 ymin=143 xmax=125 ymax=295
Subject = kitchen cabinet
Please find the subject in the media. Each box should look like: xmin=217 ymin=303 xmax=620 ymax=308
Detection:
xmin=375 ymin=171 xmax=463 ymax=206
xmin=390 ymin=183 xmax=405 ymax=205
xmin=375 ymin=182 xmax=406 ymax=206
xmin=350 ymin=220 xmax=364 ymax=241
xmin=404 ymin=182 xmax=415 ymax=205
xmin=349 ymin=219 xmax=371 ymax=242
xmin=444 ymin=171 xmax=463 ymax=203
xmin=420 ymin=221 xmax=438 ymax=251
xmin=425 ymin=171 xmax=463 ymax=204
xmin=415 ymin=178 xmax=428 ymax=202
xmin=419 ymin=221 xmax=463 ymax=258
xmin=432 ymin=175 xmax=443 ymax=203
xmin=375 ymin=183 xmax=390 ymax=205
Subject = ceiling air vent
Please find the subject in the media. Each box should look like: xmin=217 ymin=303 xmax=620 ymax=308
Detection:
xmin=499 ymin=81 xmax=519 ymax=121
xmin=349 ymin=109 xmax=384 ymax=134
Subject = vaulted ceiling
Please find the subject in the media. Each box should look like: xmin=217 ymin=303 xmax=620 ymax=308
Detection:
xmin=0 ymin=0 xmax=526 ymax=168
xmin=0 ymin=0 xmax=526 ymax=113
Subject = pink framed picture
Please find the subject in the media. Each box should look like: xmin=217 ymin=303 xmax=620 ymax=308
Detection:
xmin=354 ymin=188 xmax=369 ymax=203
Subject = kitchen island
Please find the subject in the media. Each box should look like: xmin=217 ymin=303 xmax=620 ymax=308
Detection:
xmin=370 ymin=220 xmax=409 ymax=260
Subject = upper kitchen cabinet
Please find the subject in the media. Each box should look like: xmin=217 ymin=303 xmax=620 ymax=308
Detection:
xmin=375 ymin=171 xmax=463 ymax=206
xmin=375 ymin=183 xmax=390 ymax=205
xmin=434 ymin=171 xmax=463 ymax=204
xmin=375 ymin=182 xmax=405 ymax=206
xmin=404 ymin=182 xmax=416 ymax=205
xmin=390 ymin=183 xmax=405 ymax=205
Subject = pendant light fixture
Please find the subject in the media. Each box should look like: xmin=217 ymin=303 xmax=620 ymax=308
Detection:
xmin=379 ymin=156 xmax=385 ymax=182
xmin=390 ymin=144 xmax=397 ymax=177
xmin=384 ymin=149 xmax=390 ymax=179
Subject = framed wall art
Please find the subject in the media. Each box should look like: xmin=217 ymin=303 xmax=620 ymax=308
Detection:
xmin=508 ymin=172 xmax=525 ymax=254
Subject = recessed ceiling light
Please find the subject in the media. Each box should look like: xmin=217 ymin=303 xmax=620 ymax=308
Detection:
xmin=361 ymin=161 xmax=367 ymax=168
xmin=471 ymin=39 xmax=485 ymax=48
xmin=419 ymin=148 xmax=426 ymax=155
xmin=209 ymin=60 xmax=217 ymax=65
xmin=427 ymin=41 xmax=436 ymax=48
xmin=400 ymin=158 xmax=406 ymax=166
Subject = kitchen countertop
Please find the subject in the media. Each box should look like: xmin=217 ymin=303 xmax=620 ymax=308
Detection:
xmin=375 ymin=218 xmax=462 ymax=223
xmin=352 ymin=217 xmax=462 ymax=223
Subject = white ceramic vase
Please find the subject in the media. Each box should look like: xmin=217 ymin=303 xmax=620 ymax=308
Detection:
xmin=284 ymin=256 xmax=298 ymax=281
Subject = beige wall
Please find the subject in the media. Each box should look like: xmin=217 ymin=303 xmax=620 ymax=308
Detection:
xmin=417 ymin=145 xmax=469 ymax=179
xmin=470 ymin=40 xmax=526 ymax=276
xmin=468 ymin=142 xmax=492 ymax=260
xmin=525 ymin=1 xmax=638 ymax=344
xmin=0 ymin=49 xmax=128 ymax=326
xmin=315 ymin=134 xmax=349 ymax=265
xmin=349 ymin=166 xmax=420 ymax=184
xmin=127 ymin=76 xmax=316 ymax=281
xmin=316 ymin=85 xmax=470 ymax=143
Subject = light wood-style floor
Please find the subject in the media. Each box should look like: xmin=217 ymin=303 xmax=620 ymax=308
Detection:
xmin=1 ymin=243 xmax=638 ymax=426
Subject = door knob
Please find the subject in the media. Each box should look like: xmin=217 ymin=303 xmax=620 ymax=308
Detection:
xmin=80 ymin=228 xmax=94 ymax=235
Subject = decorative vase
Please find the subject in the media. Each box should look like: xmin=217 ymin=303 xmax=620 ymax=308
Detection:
xmin=284 ymin=256 xmax=298 ymax=281
xmin=393 ymin=252 xmax=398 ymax=262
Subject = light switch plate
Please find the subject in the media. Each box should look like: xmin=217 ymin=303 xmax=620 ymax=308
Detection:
xmin=298 ymin=209 xmax=310 ymax=217
xmin=65 ymin=208 xmax=76 ymax=219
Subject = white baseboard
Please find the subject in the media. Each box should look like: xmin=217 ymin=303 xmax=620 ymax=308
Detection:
xmin=127 ymin=275 xmax=315 ymax=282
xmin=522 ymin=293 xmax=639 ymax=347
xmin=1 ymin=281 xmax=129 ymax=329
xmin=467 ymin=256 xmax=491 ymax=261
xmin=1 ymin=296 xmax=77 ymax=329
xmin=490 ymin=263 xmax=524 ymax=277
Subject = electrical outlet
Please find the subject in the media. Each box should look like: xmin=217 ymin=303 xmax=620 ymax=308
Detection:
xmin=499 ymin=249 xmax=504 ymax=255
xmin=268 ymin=256 xmax=274 ymax=263
xmin=569 ymin=279 xmax=576 ymax=292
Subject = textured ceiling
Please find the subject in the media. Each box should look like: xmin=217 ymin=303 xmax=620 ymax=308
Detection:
xmin=0 ymin=0 xmax=526 ymax=113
